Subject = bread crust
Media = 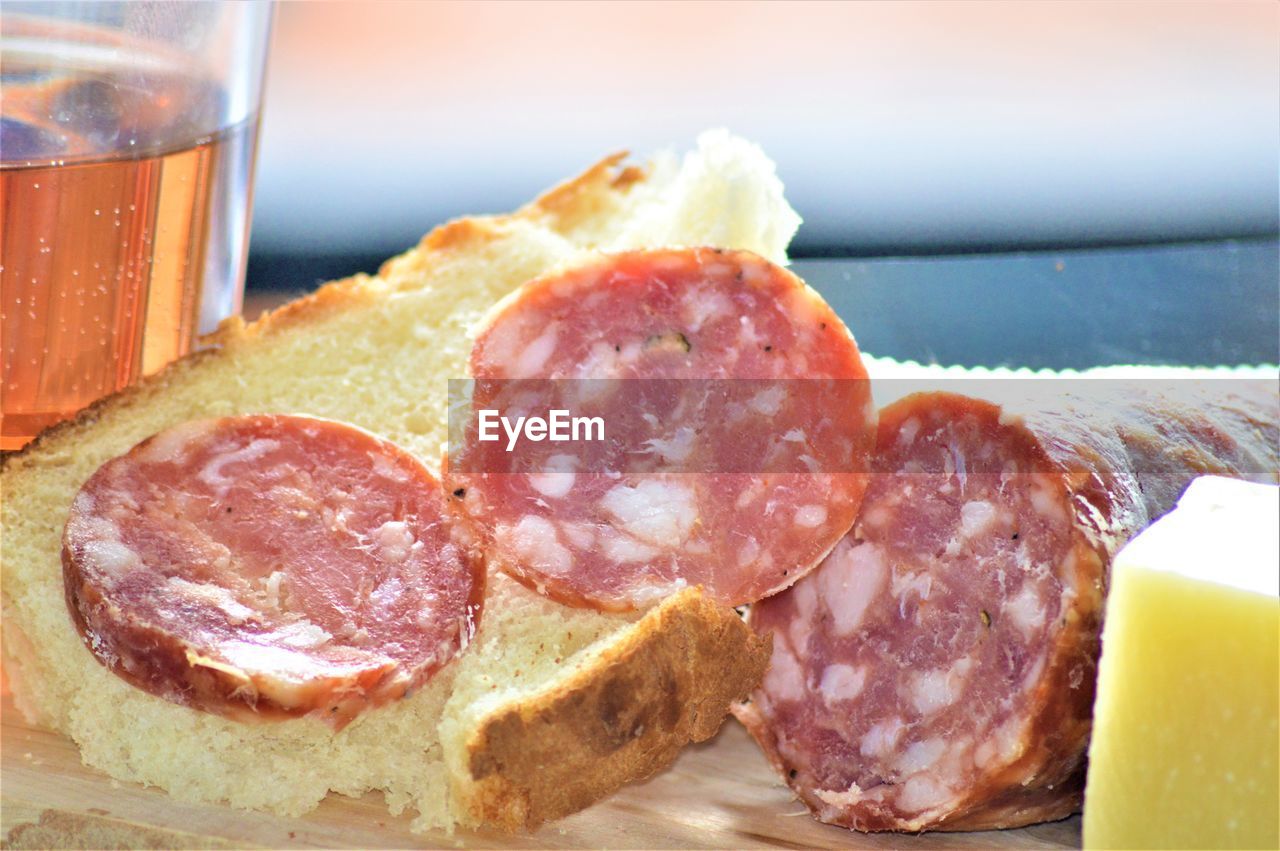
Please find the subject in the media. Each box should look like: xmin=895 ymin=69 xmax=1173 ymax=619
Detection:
xmin=460 ymin=588 xmax=770 ymax=831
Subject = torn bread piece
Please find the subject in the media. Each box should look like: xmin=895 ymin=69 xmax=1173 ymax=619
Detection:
xmin=1 ymin=130 xmax=784 ymax=832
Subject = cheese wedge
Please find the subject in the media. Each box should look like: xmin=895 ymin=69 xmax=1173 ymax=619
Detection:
xmin=1083 ymin=476 xmax=1280 ymax=850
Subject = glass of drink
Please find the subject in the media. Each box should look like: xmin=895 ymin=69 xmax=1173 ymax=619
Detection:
xmin=1 ymin=1 xmax=272 ymax=450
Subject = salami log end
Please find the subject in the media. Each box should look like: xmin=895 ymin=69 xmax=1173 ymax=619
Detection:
xmin=740 ymin=385 xmax=1277 ymax=832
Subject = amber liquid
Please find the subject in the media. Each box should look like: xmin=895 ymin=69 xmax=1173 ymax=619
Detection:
xmin=1 ymin=39 xmax=260 ymax=451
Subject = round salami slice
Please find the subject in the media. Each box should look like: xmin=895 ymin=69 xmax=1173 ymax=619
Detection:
xmin=737 ymin=385 xmax=1279 ymax=832
xmin=448 ymin=248 xmax=873 ymax=610
xmin=63 ymin=414 xmax=483 ymax=728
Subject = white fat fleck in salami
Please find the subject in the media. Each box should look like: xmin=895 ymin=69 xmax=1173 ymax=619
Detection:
xmin=794 ymin=504 xmax=828 ymax=528
xmin=909 ymin=659 xmax=973 ymax=716
xmin=735 ymin=478 xmax=767 ymax=510
xmin=496 ymin=515 xmax=573 ymax=575
xmin=450 ymin=248 xmax=873 ymax=610
xmin=642 ymin=426 xmax=698 ymax=463
xmin=818 ymin=663 xmax=867 ymax=706
xmin=527 ymin=453 xmax=578 ymax=499
xmin=897 ymin=775 xmax=953 ymax=815
xmin=600 ymin=480 xmax=699 ymax=545
xmin=894 ymin=737 xmax=947 ymax=775
xmin=749 ymin=385 xmax=787 ymax=416
xmin=371 ymin=520 xmax=415 ymax=563
xmin=516 ymin=323 xmax=561 ymax=376
xmin=815 ymin=539 xmax=887 ymax=637
xmin=62 ymin=414 xmax=483 ymax=728
xmin=81 ymin=536 xmax=142 ymax=579
xmin=763 ymin=642 xmax=808 ymax=703
xmin=1004 ymin=583 xmax=1047 ymax=636
xmin=958 ymin=500 xmax=998 ymax=538
xmin=859 ymin=717 xmax=906 ymax=760
xmin=973 ymin=715 xmax=1027 ymax=770
xmin=197 ymin=437 xmax=279 ymax=494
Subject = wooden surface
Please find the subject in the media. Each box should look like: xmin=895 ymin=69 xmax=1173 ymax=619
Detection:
xmin=1 ymin=686 xmax=1080 ymax=850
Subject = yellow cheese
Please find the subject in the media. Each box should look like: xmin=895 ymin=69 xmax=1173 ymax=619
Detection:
xmin=1084 ymin=476 xmax=1280 ymax=850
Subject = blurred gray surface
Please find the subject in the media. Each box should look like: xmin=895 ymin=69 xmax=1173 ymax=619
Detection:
xmin=795 ymin=239 xmax=1279 ymax=369
xmin=246 ymin=238 xmax=1280 ymax=370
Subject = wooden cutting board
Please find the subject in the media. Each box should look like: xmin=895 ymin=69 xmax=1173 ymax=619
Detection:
xmin=1 ymin=684 xmax=1080 ymax=850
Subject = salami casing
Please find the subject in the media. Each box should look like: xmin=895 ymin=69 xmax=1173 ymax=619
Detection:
xmin=448 ymin=248 xmax=874 ymax=610
xmin=738 ymin=382 xmax=1279 ymax=831
xmin=63 ymin=414 xmax=483 ymax=728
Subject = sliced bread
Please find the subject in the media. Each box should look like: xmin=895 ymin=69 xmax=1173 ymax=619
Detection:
xmin=0 ymin=130 xmax=794 ymax=831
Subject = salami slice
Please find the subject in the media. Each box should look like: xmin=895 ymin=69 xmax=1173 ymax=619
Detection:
xmin=62 ymin=414 xmax=483 ymax=728
xmin=448 ymin=248 xmax=873 ymax=610
xmin=738 ymin=382 xmax=1279 ymax=831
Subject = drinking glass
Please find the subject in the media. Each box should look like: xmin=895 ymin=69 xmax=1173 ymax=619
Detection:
xmin=1 ymin=1 xmax=272 ymax=450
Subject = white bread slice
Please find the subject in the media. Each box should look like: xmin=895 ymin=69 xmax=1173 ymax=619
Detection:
xmin=0 ymin=131 xmax=793 ymax=832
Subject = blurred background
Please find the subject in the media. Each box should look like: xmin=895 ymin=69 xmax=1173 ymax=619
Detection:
xmin=240 ymin=0 xmax=1278 ymax=370
xmin=245 ymin=0 xmax=1278 ymax=293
